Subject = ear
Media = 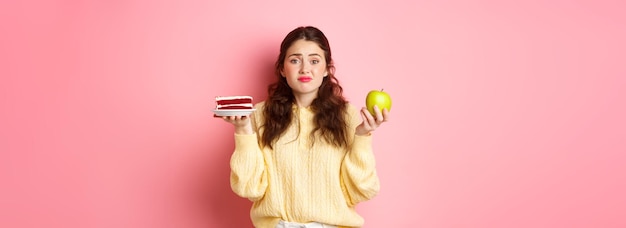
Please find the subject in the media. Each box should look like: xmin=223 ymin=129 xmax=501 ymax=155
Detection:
xmin=280 ymin=69 xmax=285 ymax=77
xmin=324 ymin=70 xmax=328 ymax=77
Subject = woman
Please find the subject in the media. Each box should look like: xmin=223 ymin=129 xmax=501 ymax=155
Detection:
xmin=218 ymin=26 xmax=389 ymax=228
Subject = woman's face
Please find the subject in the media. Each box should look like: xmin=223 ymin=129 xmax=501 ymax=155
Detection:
xmin=281 ymin=39 xmax=328 ymax=96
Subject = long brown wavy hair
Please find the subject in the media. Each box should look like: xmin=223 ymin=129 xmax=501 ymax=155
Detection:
xmin=260 ymin=26 xmax=349 ymax=149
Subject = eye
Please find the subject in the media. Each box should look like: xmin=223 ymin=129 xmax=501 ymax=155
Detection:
xmin=289 ymin=59 xmax=300 ymax=64
xmin=311 ymin=59 xmax=320 ymax=64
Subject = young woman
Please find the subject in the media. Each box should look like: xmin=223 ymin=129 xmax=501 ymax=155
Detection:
xmin=218 ymin=26 xmax=390 ymax=228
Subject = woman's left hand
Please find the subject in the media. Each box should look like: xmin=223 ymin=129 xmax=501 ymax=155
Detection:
xmin=356 ymin=105 xmax=389 ymax=136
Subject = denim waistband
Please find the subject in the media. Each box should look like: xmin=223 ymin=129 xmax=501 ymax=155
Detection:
xmin=276 ymin=220 xmax=337 ymax=228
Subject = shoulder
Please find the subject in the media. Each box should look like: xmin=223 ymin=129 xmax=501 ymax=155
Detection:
xmin=254 ymin=100 xmax=266 ymax=110
xmin=345 ymin=102 xmax=362 ymax=124
xmin=252 ymin=101 xmax=267 ymax=120
xmin=249 ymin=101 xmax=266 ymax=128
xmin=345 ymin=102 xmax=358 ymax=111
xmin=252 ymin=101 xmax=266 ymax=116
xmin=345 ymin=102 xmax=360 ymax=115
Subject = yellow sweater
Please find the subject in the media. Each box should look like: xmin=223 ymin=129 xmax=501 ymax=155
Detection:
xmin=230 ymin=102 xmax=380 ymax=228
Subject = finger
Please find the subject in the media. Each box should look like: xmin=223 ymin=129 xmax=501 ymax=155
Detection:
xmin=237 ymin=115 xmax=248 ymax=122
xmin=373 ymin=105 xmax=384 ymax=124
xmin=220 ymin=116 xmax=232 ymax=124
xmin=360 ymin=108 xmax=372 ymax=130
xmin=381 ymin=108 xmax=390 ymax=122
xmin=363 ymin=107 xmax=376 ymax=121
xmin=366 ymin=107 xmax=379 ymax=127
xmin=363 ymin=108 xmax=378 ymax=130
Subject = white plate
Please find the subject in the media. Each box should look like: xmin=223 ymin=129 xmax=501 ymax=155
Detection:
xmin=212 ymin=109 xmax=256 ymax=116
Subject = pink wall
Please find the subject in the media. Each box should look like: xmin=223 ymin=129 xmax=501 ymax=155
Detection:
xmin=2 ymin=0 xmax=625 ymax=227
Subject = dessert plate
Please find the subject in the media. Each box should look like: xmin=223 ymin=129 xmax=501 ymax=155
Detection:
xmin=212 ymin=109 xmax=256 ymax=117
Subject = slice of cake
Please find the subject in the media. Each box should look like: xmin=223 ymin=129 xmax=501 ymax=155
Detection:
xmin=215 ymin=96 xmax=253 ymax=110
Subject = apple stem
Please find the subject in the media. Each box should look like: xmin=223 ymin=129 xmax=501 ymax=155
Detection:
xmin=381 ymin=88 xmax=384 ymax=92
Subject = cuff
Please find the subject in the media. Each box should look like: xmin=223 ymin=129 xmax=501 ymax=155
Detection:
xmin=352 ymin=134 xmax=373 ymax=150
xmin=234 ymin=133 xmax=259 ymax=151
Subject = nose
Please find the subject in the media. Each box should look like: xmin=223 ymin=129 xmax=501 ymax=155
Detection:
xmin=299 ymin=61 xmax=311 ymax=74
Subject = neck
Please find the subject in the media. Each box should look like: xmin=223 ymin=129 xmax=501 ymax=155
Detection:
xmin=293 ymin=92 xmax=317 ymax=108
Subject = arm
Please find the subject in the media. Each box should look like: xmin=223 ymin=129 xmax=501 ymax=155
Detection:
xmin=340 ymin=104 xmax=389 ymax=206
xmin=222 ymin=107 xmax=268 ymax=201
xmin=230 ymin=133 xmax=268 ymax=201
xmin=340 ymin=134 xmax=380 ymax=207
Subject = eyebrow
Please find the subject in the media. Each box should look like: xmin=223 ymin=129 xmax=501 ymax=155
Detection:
xmin=287 ymin=53 xmax=322 ymax=58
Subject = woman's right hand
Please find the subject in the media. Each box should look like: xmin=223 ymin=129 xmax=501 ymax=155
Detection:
xmin=216 ymin=115 xmax=254 ymax=134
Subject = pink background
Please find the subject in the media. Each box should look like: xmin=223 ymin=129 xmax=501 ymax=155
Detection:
xmin=2 ymin=0 xmax=625 ymax=227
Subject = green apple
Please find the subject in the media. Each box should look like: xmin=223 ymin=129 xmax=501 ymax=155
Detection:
xmin=366 ymin=89 xmax=392 ymax=116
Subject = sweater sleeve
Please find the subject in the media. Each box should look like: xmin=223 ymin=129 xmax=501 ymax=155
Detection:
xmin=340 ymin=105 xmax=381 ymax=207
xmin=229 ymin=106 xmax=268 ymax=202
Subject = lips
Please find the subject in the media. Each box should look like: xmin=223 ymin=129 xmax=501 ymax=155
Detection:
xmin=298 ymin=76 xmax=312 ymax=82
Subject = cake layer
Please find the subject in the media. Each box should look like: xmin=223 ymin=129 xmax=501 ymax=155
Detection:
xmin=217 ymin=99 xmax=252 ymax=105
xmin=216 ymin=96 xmax=253 ymax=105
xmin=217 ymin=103 xmax=253 ymax=109
xmin=215 ymin=96 xmax=253 ymax=110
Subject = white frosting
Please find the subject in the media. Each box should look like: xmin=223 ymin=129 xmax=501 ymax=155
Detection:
xmin=215 ymin=96 xmax=253 ymax=101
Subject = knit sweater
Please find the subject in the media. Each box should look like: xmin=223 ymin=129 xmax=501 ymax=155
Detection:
xmin=230 ymin=101 xmax=380 ymax=228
